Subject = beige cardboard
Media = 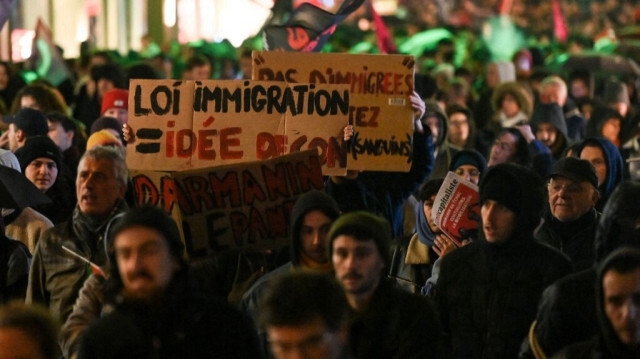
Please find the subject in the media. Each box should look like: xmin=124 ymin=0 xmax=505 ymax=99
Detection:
xmin=130 ymin=150 xmax=325 ymax=258
xmin=252 ymin=51 xmax=416 ymax=172
xmin=127 ymin=79 xmax=349 ymax=175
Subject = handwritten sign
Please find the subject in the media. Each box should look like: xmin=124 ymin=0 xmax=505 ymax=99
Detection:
xmin=252 ymin=51 xmax=415 ymax=172
xmin=127 ymin=79 xmax=349 ymax=175
xmin=131 ymin=150 xmax=325 ymax=258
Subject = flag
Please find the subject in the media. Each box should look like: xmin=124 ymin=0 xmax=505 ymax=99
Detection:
xmin=263 ymin=0 xmax=365 ymax=52
xmin=0 ymin=0 xmax=16 ymax=31
xmin=552 ymin=0 xmax=568 ymax=43
xmin=498 ymin=0 xmax=512 ymax=15
xmin=370 ymin=0 xmax=397 ymax=54
xmin=28 ymin=18 xmax=71 ymax=86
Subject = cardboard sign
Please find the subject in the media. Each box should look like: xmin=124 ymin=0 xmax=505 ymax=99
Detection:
xmin=131 ymin=150 xmax=325 ymax=258
xmin=127 ymin=79 xmax=349 ymax=175
xmin=252 ymin=51 xmax=415 ymax=172
xmin=432 ymin=172 xmax=481 ymax=246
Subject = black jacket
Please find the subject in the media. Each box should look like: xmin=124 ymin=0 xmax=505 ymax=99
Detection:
xmin=436 ymin=238 xmax=572 ymax=359
xmin=535 ymin=208 xmax=600 ymax=271
xmin=79 ymin=272 xmax=262 ymax=359
xmin=349 ymin=279 xmax=444 ymax=359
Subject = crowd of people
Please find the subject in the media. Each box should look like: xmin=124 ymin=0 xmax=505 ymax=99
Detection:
xmin=1 ymin=2 xmax=640 ymax=358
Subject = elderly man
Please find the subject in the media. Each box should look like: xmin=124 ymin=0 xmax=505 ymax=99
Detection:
xmin=539 ymin=75 xmax=585 ymax=142
xmin=329 ymin=211 xmax=444 ymax=359
xmin=435 ymin=163 xmax=572 ymax=358
xmin=536 ymin=157 xmax=600 ymax=270
xmin=26 ymin=145 xmax=128 ymax=322
xmin=78 ymin=207 xmax=261 ymax=359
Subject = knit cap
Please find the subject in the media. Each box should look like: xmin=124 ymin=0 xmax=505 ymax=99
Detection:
xmin=14 ymin=135 xmax=62 ymax=172
xmin=328 ymin=211 xmax=391 ymax=266
xmin=101 ymin=88 xmax=129 ymax=115
xmin=86 ymin=130 xmax=123 ymax=150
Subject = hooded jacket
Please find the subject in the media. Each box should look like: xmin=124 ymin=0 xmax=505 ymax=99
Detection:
xmin=425 ymin=100 xmax=459 ymax=180
xmin=520 ymin=182 xmax=640 ymax=359
xmin=239 ymin=190 xmax=340 ymax=357
xmin=578 ymin=137 xmax=624 ymax=211
xmin=530 ymin=103 xmax=569 ymax=159
xmin=551 ymin=248 xmax=640 ymax=359
xmin=436 ymin=164 xmax=572 ymax=359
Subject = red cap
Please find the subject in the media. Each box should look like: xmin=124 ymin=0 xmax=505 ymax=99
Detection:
xmin=101 ymin=89 xmax=129 ymax=115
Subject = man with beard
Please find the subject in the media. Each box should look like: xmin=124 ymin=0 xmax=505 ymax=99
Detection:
xmin=329 ymin=211 xmax=443 ymax=358
xmin=78 ymin=207 xmax=261 ymax=359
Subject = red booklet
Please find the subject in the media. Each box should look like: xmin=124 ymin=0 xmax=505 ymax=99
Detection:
xmin=432 ymin=172 xmax=481 ymax=246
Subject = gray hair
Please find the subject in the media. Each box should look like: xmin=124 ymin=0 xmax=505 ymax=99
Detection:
xmin=78 ymin=145 xmax=128 ymax=187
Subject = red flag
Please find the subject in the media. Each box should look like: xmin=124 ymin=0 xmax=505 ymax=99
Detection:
xmin=552 ymin=0 xmax=568 ymax=43
xmin=498 ymin=0 xmax=512 ymax=15
xmin=370 ymin=0 xmax=397 ymax=54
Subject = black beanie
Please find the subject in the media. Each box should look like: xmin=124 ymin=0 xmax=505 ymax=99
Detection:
xmin=479 ymin=170 xmax=522 ymax=215
xmin=15 ymin=135 xmax=62 ymax=173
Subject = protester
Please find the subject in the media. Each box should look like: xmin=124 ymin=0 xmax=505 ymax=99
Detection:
xmin=46 ymin=111 xmax=85 ymax=179
xmin=520 ymin=181 xmax=640 ymax=358
xmin=240 ymin=190 xmax=341 ymax=356
xmin=74 ymin=63 xmax=125 ymax=129
xmin=435 ymin=163 xmax=572 ymax=358
xmin=389 ymin=178 xmax=447 ymax=294
xmin=0 ymin=62 xmax=26 ymax=116
xmin=537 ymin=157 xmax=600 ymax=270
xmin=0 ymin=150 xmax=53 ymax=254
xmin=78 ymin=206 xmax=261 ymax=359
xmin=448 ymin=149 xmax=487 ymax=185
xmin=99 ymin=89 xmax=128 ymax=126
xmin=182 ymin=54 xmax=212 ymax=81
xmin=329 ymin=211 xmax=444 ymax=358
xmin=259 ymin=272 xmax=350 ymax=359
xmin=474 ymin=61 xmax=516 ymax=130
xmin=1 ymin=108 xmax=49 ymax=152
xmin=27 ymin=145 xmax=128 ymax=322
xmin=529 ymin=103 xmax=569 ymax=160
xmin=486 ymin=81 xmax=533 ymax=136
xmin=8 ymin=83 xmax=68 ymax=115
xmin=15 ymin=136 xmax=75 ymax=224
xmin=0 ymin=302 xmax=59 ymax=359
xmin=424 ymin=99 xmax=458 ymax=179
xmin=539 ymin=75 xmax=586 ymax=142
xmin=578 ymin=137 xmax=624 ymax=211
xmin=551 ymin=247 xmax=640 ymax=359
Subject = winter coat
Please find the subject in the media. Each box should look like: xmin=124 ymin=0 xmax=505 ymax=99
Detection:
xmin=349 ymin=278 xmax=444 ymax=359
xmin=436 ymin=238 xmax=572 ymax=359
xmin=388 ymin=233 xmax=435 ymax=294
xmin=535 ymin=208 xmax=600 ymax=271
xmin=4 ymin=207 xmax=53 ymax=253
xmin=26 ymin=200 xmax=128 ymax=322
xmin=78 ymin=271 xmax=262 ymax=359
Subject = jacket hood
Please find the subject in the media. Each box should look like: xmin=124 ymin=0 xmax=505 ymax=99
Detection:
xmin=491 ymin=81 xmax=533 ymax=116
xmin=479 ymin=163 xmax=544 ymax=241
xmin=595 ymin=247 xmax=640 ymax=358
xmin=578 ymin=137 xmax=624 ymax=202
xmin=594 ymin=181 xmax=640 ymax=263
xmin=530 ymin=103 xmax=569 ymax=140
xmin=289 ymin=190 xmax=340 ymax=266
xmin=424 ymin=100 xmax=448 ymax=147
xmin=586 ymin=106 xmax=625 ymax=141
